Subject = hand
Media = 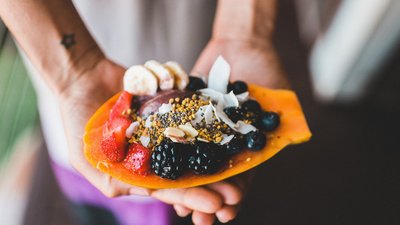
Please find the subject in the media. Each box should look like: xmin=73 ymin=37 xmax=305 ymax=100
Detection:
xmin=192 ymin=38 xmax=289 ymax=89
xmin=168 ymin=38 xmax=289 ymax=225
xmin=58 ymin=58 xmax=152 ymax=197
xmin=58 ymin=57 xmax=250 ymax=225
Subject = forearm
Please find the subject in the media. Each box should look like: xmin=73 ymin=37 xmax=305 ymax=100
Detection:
xmin=0 ymin=0 xmax=104 ymax=93
xmin=213 ymin=0 xmax=277 ymax=43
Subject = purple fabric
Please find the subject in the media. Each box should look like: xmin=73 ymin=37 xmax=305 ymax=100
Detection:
xmin=51 ymin=162 xmax=175 ymax=225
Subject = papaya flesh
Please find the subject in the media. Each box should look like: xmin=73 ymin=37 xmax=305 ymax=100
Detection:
xmin=83 ymin=84 xmax=312 ymax=189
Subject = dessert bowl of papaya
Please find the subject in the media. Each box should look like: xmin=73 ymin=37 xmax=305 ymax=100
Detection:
xmin=83 ymin=56 xmax=311 ymax=189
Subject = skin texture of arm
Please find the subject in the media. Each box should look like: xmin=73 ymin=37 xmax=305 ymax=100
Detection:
xmin=0 ymin=0 xmax=285 ymax=225
xmin=0 ymin=0 xmax=106 ymax=93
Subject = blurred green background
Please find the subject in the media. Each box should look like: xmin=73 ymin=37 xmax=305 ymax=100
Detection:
xmin=0 ymin=22 xmax=38 ymax=166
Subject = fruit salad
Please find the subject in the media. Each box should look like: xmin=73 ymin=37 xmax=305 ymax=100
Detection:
xmin=83 ymin=56 xmax=311 ymax=188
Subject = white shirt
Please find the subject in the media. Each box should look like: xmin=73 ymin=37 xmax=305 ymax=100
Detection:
xmin=24 ymin=0 xmax=216 ymax=169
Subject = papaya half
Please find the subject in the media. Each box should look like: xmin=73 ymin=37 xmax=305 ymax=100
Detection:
xmin=83 ymin=84 xmax=311 ymax=189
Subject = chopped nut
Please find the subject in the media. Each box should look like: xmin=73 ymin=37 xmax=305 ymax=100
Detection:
xmin=178 ymin=123 xmax=199 ymax=137
xmin=164 ymin=127 xmax=185 ymax=138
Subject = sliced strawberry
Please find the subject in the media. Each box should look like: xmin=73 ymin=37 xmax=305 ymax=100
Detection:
xmin=104 ymin=117 xmax=132 ymax=135
xmin=110 ymin=91 xmax=133 ymax=120
xmin=101 ymin=92 xmax=134 ymax=162
xmin=123 ymin=143 xmax=152 ymax=175
xmin=100 ymin=129 xmax=126 ymax=162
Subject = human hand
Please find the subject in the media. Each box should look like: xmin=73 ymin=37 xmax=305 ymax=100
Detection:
xmin=58 ymin=58 xmax=152 ymax=197
xmin=57 ymin=57 xmax=252 ymax=225
xmin=165 ymin=38 xmax=289 ymax=225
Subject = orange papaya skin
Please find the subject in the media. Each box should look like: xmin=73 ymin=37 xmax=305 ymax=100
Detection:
xmin=84 ymin=84 xmax=312 ymax=189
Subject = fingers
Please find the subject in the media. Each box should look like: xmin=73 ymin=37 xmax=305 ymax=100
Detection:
xmin=151 ymin=187 xmax=223 ymax=213
xmin=173 ymin=204 xmax=192 ymax=217
xmin=206 ymin=181 xmax=243 ymax=205
xmin=192 ymin=211 xmax=216 ymax=225
xmin=216 ymin=205 xmax=239 ymax=223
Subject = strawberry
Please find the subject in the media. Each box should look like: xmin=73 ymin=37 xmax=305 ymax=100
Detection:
xmin=123 ymin=143 xmax=152 ymax=175
xmin=101 ymin=91 xmax=134 ymax=162
xmin=110 ymin=91 xmax=133 ymax=120
xmin=100 ymin=128 xmax=126 ymax=162
xmin=103 ymin=117 xmax=132 ymax=135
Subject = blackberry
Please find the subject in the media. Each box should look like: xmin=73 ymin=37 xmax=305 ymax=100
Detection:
xmin=259 ymin=111 xmax=280 ymax=131
xmin=187 ymin=76 xmax=206 ymax=91
xmin=225 ymin=135 xmax=246 ymax=155
xmin=246 ymin=130 xmax=267 ymax=151
xmin=188 ymin=142 xmax=226 ymax=174
xmin=151 ymin=141 xmax=186 ymax=180
xmin=223 ymin=107 xmax=243 ymax=123
xmin=228 ymin=81 xmax=248 ymax=94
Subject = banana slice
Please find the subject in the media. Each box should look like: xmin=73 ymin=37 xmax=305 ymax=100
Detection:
xmin=123 ymin=65 xmax=158 ymax=95
xmin=144 ymin=60 xmax=174 ymax=90
xmin=164 ymin=61 xmax=189 ymax=90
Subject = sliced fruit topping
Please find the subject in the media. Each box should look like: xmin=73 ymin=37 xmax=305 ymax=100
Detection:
xmin=145 ymin=60 xmax=174 ymax=91
xmin=138 ymin=90 xmax=189 ymax=116
xmin=188 ymin=142 xmax=226 ymax=174
xmin=164 ymin=61 xmax=189 ymax=91
xmin=123 ymin=65 xmax=158 ymax=96
xmin=123 ymin=143 xmax=152 ymax=175
xmin=109 ymin=91 xmax=133 ymax=120
xmin=151 ymin=141 xmax=186 ymax=180
xmin=101 ymin=91 xmax=133 ymax=162
xmin=100 ymin=129 xmax=126 ymax=162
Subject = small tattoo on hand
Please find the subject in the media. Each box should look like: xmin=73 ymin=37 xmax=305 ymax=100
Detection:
xmin=61 ymin=33 xmax=76 ymax=49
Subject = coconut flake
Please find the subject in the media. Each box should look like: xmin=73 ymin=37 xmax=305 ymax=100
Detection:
xmin=236 ymin=92 xmax=249 ymax=102
xmin=197 ymin=137 xmax=210 ymax=143
xmin=178 ymin=123 xmax=199 ymax=137
xmin=199 ymin=88 xmax=223 ymax=102
xmin=236 ymin=121 xmax=257 ymax=134
xmin=158 ymin=103 xmax=172 ymax=114
xmin=219 ymin=134 xmax=235 ymax=145
xmin=204 ymin=104 xmax=215 ymax=124
xmin=140 ymin=136 xmax=150 ymax=147
xmin=125 ymin=121 xmax=140 ymax=138
xmin=191 ymin=105 xmax=207 ymax=125
xmin=208 ymin=56 xmax=231 ymax=93
xmin=223 ymin=91 xmax=239 ymax=108
xmin=144 ymin=116 xmax=152 ymax=128
xmin=215 ymin=100 xmax=237 ymax=129
xmin=209 ymin=102 xmax=220 ymax=122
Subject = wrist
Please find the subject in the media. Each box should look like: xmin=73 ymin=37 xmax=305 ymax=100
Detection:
xmin=54 ymin=45 xmax=105 ymax=95
xmin=213 ymin=0 xmax=276 ymax=43
xmin=213 ymin=0 xmax=276 ymax=42
xmin=57 ymin=57 xmax=125 ymax=101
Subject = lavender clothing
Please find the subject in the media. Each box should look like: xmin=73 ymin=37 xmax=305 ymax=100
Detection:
xmin=51 ymin=162 xmax=175 ymax=225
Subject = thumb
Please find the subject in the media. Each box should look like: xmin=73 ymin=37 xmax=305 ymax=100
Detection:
xmin=191 ymin=49 xmax=220 ymax=77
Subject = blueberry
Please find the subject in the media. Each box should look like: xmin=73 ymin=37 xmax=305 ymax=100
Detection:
xmin=187 ymin=76 xmax=206 ymax=91
xmin=260 ymin=111 xmax=280 ymax=131
xmin=227 ymin=81 xmax=248 ymax=94
xmin=246 ymin=130 xmax=266 ymax=150
xmin=242 ymin=100 xmax=262 ymax=113
xmin=223 ymin=107 xmax=243 ymax=122
xmin=225 ymin=135 xmax=246 ymax=155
